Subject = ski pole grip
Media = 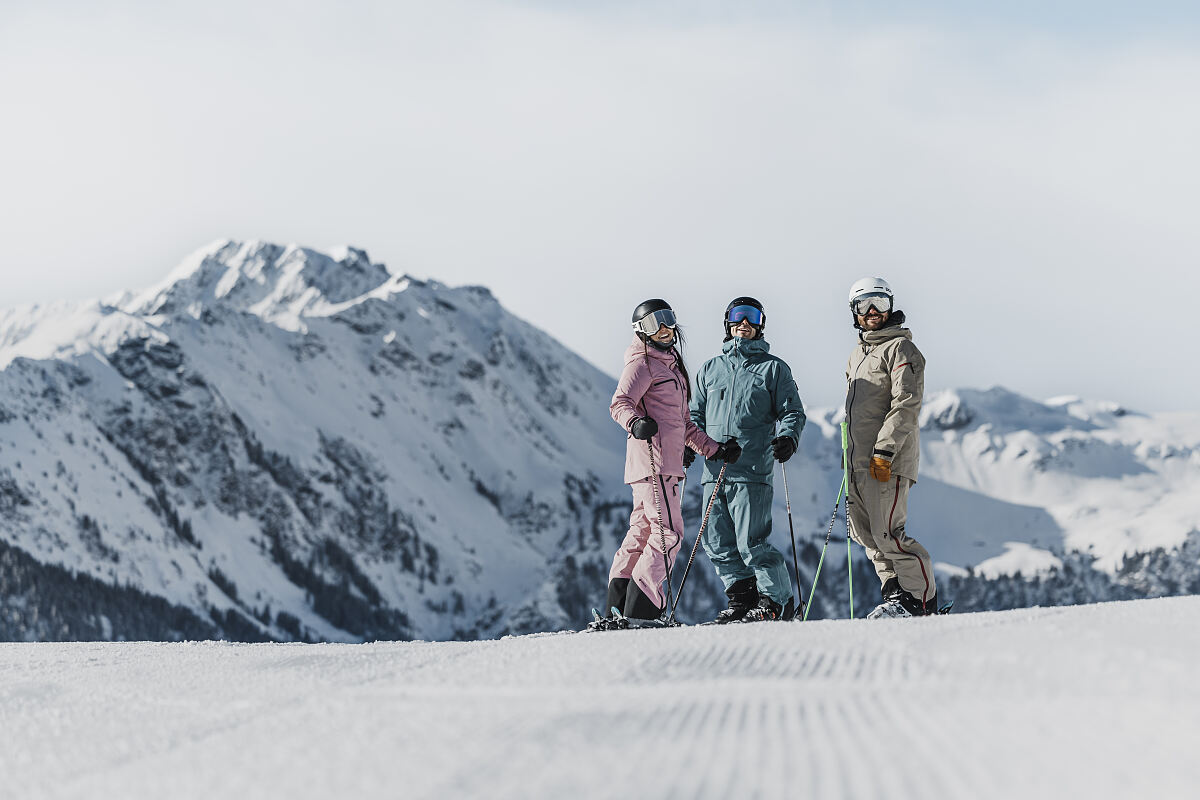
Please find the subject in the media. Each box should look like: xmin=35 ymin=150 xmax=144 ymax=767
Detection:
xmin=839 ymin=421 xmax=851 ymax=476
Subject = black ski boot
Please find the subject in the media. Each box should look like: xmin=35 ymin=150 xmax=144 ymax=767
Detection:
xmin=606 ymin=578 xmax=631 ymax=619
xmin=714 ymin=577 xmax=758 ymax=624
xmin=868 ymin=578 xmax=939 ymax=619
xmin=742 ymin=595 xmax=788 ymax=622
xmin=623 ymin=579 xmax=665 ymax=621
xmin=782 ymin=596 xmax=798 ymax=621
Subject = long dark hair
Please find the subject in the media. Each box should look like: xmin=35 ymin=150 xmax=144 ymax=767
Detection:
xmin=674 ymin=326 xmax=691 ymax=402
xmin=639 ymin=326 xmax=691 ymax=402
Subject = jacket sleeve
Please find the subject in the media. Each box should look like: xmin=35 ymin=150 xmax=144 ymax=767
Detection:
xmin=610 ymin=357 xmax=651 ymax=433
xmin=771 ymin=360 xmax=806 ymax=446
xmin=874 ymin=340 xmax=925 ymax=459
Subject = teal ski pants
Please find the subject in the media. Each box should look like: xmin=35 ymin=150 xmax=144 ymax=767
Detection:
xmin=700 ymin=480 xmax=792 ymax=606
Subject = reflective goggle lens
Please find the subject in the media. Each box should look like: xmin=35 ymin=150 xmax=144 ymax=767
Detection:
xmin=633 ymin=308 xmax=677 ymax=335
xmin=726 ymin=305 xmax=764 ymax=326
xmin=851 ymin=293 xmax=892 ymax=316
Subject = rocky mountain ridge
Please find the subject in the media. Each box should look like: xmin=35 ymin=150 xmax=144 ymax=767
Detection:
xmin=1 ymin=241 xmax=1196 ymax=639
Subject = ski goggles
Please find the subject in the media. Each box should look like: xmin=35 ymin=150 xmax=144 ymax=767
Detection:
xmin=633 ymin=308 xmax=677 ymax=336
xmin=850 ymin=292 xmax=892 ymax=316
xmin=726 ymin=305 xmax=764 ymax=326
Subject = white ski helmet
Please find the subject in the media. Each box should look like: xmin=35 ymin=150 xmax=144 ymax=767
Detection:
xmin=848 ymin=276 xmax=894 ymax=307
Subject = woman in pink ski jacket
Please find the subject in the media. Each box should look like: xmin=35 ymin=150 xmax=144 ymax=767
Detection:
xmin=605 ymin=299 xmax=741 ymax=622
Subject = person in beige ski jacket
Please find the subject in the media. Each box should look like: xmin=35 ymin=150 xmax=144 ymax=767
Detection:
xmin=844 ymin=277 xmax=940 ymax=618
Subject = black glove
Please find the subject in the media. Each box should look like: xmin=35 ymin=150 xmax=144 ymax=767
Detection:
xmin=771 ymin=436 xmax=796 ymax=463
xmin=630 ymin=416 xmax=658 ymax=440
xmin=712 ymin=438 xmax=741 ymax=464
xmin=683 ymin=448 xmax=696 ymax=469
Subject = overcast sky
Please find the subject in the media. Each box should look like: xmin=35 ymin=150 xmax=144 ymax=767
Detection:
xmin=1 ymin=1 xmax=1196 ymax=411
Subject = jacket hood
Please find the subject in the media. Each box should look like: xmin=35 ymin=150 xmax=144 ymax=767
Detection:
xmin=720 ymin=336 xmax=770 ymax=366
xmin=859 ymin=322 xmax=913 ymax=347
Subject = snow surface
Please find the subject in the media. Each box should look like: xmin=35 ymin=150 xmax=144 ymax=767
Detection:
xmin=1 ymin=597 xmax=1195 ymax=799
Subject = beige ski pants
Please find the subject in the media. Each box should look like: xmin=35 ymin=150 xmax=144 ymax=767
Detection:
xmin=847 ymin=471 xmax=937 ymax=606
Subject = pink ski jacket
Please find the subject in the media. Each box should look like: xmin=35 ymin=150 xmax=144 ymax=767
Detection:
xmin=611 ymin=336 xmax=720 ymax=484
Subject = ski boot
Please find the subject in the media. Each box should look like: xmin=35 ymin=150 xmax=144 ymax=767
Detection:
xmin=867 ymin=579 xmax=942 ymax=619
xmin=606 ymin=578 xmax=630 ymax=619
xmin=714 ymin=577 xmax=758 ymax=624
xmin=741 ymin=595 xmax=794 ymax=622
xmin=587 ymin=608 xmax=613 ymax=631
xmin=623 ymin=580 xmax=665 ymax=621
xmin=588 ymin=607 xmax=673 ymax=631
xmin=587 ymin=607 xmax=630 ymax=631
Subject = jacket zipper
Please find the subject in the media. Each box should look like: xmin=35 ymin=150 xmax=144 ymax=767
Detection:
xmin=845 ymin=342 xmax=872 ymax=474
xmin=725 ymin=360 xmax=738 ymax=439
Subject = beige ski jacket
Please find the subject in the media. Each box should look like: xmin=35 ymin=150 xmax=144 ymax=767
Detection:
xmin=844 ymin=319 xmax=925 ymax=482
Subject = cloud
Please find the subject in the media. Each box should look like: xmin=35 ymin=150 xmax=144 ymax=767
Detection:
xmin=0 ymin=1 xmax=1196 ymax=409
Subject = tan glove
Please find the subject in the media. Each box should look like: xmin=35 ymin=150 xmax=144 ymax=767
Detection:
xmin=869 ymin=455 xmax=892 ymax=482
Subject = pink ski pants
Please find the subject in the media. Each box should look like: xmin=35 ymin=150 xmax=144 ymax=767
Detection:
xmin=609 ymin=476 xmax=684 ymax=610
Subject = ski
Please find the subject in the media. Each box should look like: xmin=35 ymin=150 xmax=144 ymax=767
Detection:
xmin=584 ymin=607 xmax=682 ymax=632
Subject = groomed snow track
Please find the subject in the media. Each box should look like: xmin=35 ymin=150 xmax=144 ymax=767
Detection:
xmin=2 ymin=597 xmax=1194 ymax=799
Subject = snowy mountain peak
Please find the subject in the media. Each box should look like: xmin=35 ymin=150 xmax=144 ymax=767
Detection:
xmin=918 ymin=387 xmax=1135 ymax=434
xmin=120 ymin=240 xmax=393 ymax=326
xmin=0 ymin=240 xmax=632 ymax=642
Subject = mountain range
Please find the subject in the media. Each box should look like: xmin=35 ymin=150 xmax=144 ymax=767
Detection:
xmin=1 ymin=240 xmax=1196 ymax=640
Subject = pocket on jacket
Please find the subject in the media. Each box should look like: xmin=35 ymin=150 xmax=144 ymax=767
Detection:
xmin=703 ymin=378 xmax=730 ymax=432
xmin=741 ymin=373 xmax=770 ymax=419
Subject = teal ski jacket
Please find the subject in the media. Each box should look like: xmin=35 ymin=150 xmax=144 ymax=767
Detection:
xmin=690 ymin=337 xmax=806 ymax=484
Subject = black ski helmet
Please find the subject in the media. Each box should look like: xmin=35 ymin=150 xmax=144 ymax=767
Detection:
xmin=724 ymin=296 xmax=765 ymax=339
xmin=632 ymin=298 xmax=671 ymax=325
xmin=632 ymin=298 xmax=677 ymax=351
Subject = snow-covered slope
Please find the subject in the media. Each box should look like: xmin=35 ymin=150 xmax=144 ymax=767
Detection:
xmin=0 ymin=240 xmax=666 ymax=641
xmin=1 ymin=240 xmax=1197 ymax=641
xmin=918 ymin=388 xmax=1200 ymax=574
xmin=1 ymin=597 xmax=1194 ymax=799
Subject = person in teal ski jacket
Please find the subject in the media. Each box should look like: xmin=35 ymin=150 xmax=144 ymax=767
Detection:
xmin=689 ymin=297 xmax=806 ymax=622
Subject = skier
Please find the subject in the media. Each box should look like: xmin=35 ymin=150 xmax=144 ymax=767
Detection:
xmin=607 ymin=299 xmax=741 ymax=622
xmin=689 ymin=297 xmax=806 ymax=622
xmin=843 ymin=277 xmax=940 ymax=617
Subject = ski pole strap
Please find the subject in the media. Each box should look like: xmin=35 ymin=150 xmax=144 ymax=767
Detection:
xmin=668 ymin=462 xmax=727 ymax=621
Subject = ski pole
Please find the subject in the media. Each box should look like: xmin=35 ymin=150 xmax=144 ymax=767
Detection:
xmin=781 ymin=461 xmax=804 ymax=619
xmin=841 ymin=421 xmax=854 ymax=619
xmin=646 ymin=440 xmax=675 ymax=617
xmin=802 ymin=474 xmax=846 ymax=621
xmin=668 ymin=461 xmax=727 ymax=623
